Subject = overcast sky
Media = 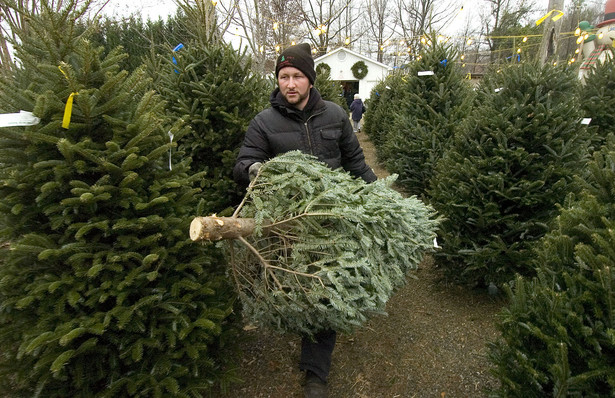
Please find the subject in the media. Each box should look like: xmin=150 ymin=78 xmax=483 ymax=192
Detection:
xmin=99 ymin=0 xmax=582 ymax=38
xmin=100 ymin=0 xmax=177 ymax=21
xmin=101 ymin=0 xmax=555 ymax=25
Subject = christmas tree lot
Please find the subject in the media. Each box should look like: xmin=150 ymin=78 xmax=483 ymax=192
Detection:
xmin=428 ymin=61 xmax=596 ymax=287
xmin=313 ymin=66 xmax=349 ymax=110
xmin=362 ymin=73 xmax=408 ymax=152
xmin=4 ymin=0 xmax=615 ymax=396
xmin=380 ymin=35 xmax=474 ymax=198
xmin=0 ymin=4 xmax=240 ymax=396
xmin=360 ymin=43 xmax=615 ymax=393
xmin=488 ymin=133 xmax=615 ymax=396
xmin=190 ymin=151 xmax=439 ymax=336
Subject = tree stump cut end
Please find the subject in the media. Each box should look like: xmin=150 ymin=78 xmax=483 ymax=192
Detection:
xmin=190 ymin=216 xmax=256 ymax=241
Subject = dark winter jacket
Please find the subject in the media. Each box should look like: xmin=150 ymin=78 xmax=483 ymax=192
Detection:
xmin=349 ymin=99 xmax=366 ymax=121
xmin=233 ymin=87 xmax=377 ymax=188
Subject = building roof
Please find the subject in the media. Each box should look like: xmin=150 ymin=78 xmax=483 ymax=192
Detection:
xmin=315 ymin=47 xmax=392 ymax=71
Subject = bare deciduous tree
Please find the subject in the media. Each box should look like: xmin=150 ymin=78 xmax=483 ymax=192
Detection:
xmin=216 ymin=0 xmax=464 ymax=69
xmin=364 ymin=0 xmax=396 ymax=62
xmin=217 ymin=0 xmax=303 ymax=72
xmin=174 ymin=0 xmax=234 ymax=46
xmin=479 ymin=0 xmax=536 ymax=61
xmin=390 ymin=0 xmax=460 ymax=63
xmin=302 ymin=0 xmax=354 ymax=56
xmin=327 ymin=0 xmax=364 ymax=49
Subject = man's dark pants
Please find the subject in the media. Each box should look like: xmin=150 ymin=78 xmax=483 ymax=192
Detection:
xmin=299 ymin=329 xmax=336 ymax=382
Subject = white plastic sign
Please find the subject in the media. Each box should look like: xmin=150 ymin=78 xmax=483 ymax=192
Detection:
xmin=0 ymin=111 xmax=40 ymax=127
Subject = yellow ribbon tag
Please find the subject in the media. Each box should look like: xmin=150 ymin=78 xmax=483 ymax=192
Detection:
xmin=58 ymin=65 xmax=69 ymax=80
xmin=62 ymin=92 xmax=78 ymax=129
xmin=536 ymin=10 xmax=564 ymax=25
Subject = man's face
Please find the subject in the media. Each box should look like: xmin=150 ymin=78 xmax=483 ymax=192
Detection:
xmin=278 ymin=66 xmax=312 ymax=110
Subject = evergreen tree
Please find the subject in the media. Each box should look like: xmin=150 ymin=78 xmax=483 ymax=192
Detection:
xmin=488 ymin=134 xmax=615 ymax=396
xmin=191 ymin=151 xmax=439 ymax=336
xmin=382 ymin=37 xmax=474 ymax=197
xmin=155 ymin=36 xmax=270 ymax=213
xmin=579 ymin=53 xmax=615 ymax=140
xmin=0 ymin=4 xmax=236 ymax=396
xmin=362 ymin=72 xmax=409 ymax=153
xmin=87 ymin=15 xmax=179 ymax=73
xmin=429 ymin=62 xmax=595 ymax=287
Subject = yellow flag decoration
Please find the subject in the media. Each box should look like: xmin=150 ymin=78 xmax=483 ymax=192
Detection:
xmin=536 ymin=10 xmax=564 ymax=25
xmin=62 ymin=92 xmax=78 ymax=129
xmin=58 ymin=65 xmax=78 ymax=129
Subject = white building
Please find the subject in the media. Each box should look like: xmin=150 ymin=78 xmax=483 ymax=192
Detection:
xmin=314 ymin=47 xmax=391 ymax=106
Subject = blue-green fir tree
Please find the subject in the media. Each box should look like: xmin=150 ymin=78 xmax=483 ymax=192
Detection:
xmin=0 ymin=3 xmax=236 ymax=396
xmin=429 ymin=62 xmax=596 ymax=287
xmin=488 ymin=133 xmax=615 ymax=396
xmin=191 ymin=151 xmax=439 ymax=337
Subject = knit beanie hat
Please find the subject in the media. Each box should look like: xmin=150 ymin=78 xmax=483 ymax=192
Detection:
xmin=275 ymin=43 xmax=316 ymax=84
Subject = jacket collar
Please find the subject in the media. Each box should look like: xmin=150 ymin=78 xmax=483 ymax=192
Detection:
xmin=270 ymin=87 xmax=326 ymax=118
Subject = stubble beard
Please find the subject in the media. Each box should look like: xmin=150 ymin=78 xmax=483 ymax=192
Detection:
xmin=283 ymin=90 xmax=308 ymax=106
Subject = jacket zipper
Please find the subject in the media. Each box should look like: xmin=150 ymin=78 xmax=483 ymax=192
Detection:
xmin=304 ymin=121 xmax=313 ymax=154
xmin=304 ymin=108 xmax=325 ymax=155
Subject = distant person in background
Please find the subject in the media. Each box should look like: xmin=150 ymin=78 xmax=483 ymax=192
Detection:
xmin=349 ymin=94 xmax=366 ymax=133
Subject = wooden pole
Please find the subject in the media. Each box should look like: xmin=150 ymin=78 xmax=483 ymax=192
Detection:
xmin=538 ymin=0 xmax=565 ymax=64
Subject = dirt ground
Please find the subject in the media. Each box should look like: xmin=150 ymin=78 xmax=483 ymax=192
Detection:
xmin=219 ymin=133 xmax=504 ymax=398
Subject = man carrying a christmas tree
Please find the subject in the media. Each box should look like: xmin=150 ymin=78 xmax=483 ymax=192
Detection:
xmin=233 ymin=43 xmax=376 ymax=398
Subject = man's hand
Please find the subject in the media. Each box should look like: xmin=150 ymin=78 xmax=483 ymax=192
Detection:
xmin=248 ymin=162 xmax=262 ymax=181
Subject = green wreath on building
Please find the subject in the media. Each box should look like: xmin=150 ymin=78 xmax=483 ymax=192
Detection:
xmin=316 ymin=62 xmax=331 ymax=77
xmin=351 ymin=61 xmax=368 ymax=80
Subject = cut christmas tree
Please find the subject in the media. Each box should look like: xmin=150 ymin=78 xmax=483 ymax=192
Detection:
xmin=191 ymin=151 xmax=439 ymax=336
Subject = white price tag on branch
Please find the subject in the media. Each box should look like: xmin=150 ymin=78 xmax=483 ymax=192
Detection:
xmin=581 ymin=118 xmax=592 ymax=125
xmin=418 ymin=71 xmax=435 ymax=76
xmin=0 ymin=111 xmax=40 ymax=127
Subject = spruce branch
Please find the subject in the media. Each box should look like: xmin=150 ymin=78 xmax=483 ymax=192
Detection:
xmin=191 ymin=151 xmax=439 ymax=336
